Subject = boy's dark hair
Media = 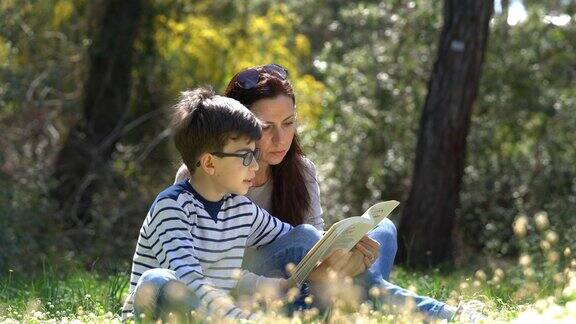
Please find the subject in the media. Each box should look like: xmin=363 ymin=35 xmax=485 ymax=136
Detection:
xmin=171 ymin=87 xmax=262 ymax=173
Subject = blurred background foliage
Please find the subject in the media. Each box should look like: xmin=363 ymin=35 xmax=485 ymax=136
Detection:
xmin=0 ymin=0 xmax=574 ymax=275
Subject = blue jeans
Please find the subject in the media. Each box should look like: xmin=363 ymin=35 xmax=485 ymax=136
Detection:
xmin=242 ymin=224 xmax=322 ymax=277
xmin=249 ymin=219 xmax=452 ymax=320
xmin=242 ymin=224 xmax=322 ymax=312
xmin=133 ymin=268 xmax=200 ymax=322
xmin=361 ymin=219 xmax=453 ymax=320
xmin=367 ymin=218 xmax=398 ymax=281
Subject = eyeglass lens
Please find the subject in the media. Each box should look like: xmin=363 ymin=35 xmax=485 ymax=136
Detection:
xmin=242 ymin=149 xmax=260 ymax=166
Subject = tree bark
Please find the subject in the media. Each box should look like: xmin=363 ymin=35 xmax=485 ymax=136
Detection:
xmin=501 ymin=0 xmax=510 ymax=19
xmin=51 ymin=0 xmax=143 ymax=225
xmin=397 ymin=0 xmax=493 ymax=267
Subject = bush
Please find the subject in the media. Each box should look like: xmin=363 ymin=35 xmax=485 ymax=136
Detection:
xmin=0 ymin=172 xmax=65 ymax=275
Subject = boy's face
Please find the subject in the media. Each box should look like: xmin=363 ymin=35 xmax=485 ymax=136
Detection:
xmin=212 ymin=138 xmax=259 ymax=195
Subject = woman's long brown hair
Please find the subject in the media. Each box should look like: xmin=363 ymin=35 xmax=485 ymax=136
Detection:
xmin=224 ymin=68 xmax=311 ymax=226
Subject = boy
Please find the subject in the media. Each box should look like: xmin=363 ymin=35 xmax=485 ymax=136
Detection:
xmin=121 ymin=88 xmax=322 ymax=321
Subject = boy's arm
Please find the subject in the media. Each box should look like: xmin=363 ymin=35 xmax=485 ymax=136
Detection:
xmin=246 ymin=204 xmax=292 ymax=248
xmin=235 ymin=270 xmax=290 ymax=298
xmin=238 ymin=204 xmax=294 ymax=295
xmin=147 ymin=201 xmax=252 ymax=319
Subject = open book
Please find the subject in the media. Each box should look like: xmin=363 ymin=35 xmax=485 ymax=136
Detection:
xmin=289 ymin=200 xmax=400 ymax=286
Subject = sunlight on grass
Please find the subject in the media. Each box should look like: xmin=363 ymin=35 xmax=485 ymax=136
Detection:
xmin=1 ymin=213 xmax=576 ymax=323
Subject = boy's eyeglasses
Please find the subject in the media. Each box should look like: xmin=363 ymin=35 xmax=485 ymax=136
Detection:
xmin=236 ymin=63 xmax=288 ymax=89
xmin=210 ymin=148 xmax=261 ymax=167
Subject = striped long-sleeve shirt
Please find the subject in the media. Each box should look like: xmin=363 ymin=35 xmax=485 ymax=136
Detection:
xmin=122 ymin=180 xmax=292 ymax=320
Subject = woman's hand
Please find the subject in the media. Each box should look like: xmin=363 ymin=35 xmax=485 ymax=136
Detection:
xmin=353 ymin=235 xmax=380 ymax=268
xmin=338 ymin=248 xmax=367 ymax=277
xmin=307 ymin=246 xmax=370 ymax=282
xmin=307 ymin=249 xmax=352 ymax=283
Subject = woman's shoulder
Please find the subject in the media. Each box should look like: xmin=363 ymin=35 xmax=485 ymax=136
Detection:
xmin=298 ymin=156 xmax=324 ymax=230
xmin=299 ymin=156 xmax=318 ymax=181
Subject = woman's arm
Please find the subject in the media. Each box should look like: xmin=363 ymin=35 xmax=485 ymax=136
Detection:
xmin=302 ymin=158 xmax=325 ymax=231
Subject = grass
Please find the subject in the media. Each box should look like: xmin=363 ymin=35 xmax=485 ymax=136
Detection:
xmin=2 ymin=220 xmax=576 ymax=323
xmin=391 ymin=265 xmax=521 ymax=321
xmin=2 ymin=258 xmax=575 ymax=323
xmin=0 ymin=267 xmax=127 ymax=323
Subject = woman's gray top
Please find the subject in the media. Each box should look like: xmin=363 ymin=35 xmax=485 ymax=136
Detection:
xmin=246 ymin=157 xmax=325 ymax=231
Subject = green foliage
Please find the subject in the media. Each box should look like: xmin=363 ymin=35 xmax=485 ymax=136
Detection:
xmin=0 ymin=0 xmax=89 ymax=188
xmin=290 ymin=1 xmax=443 ymax=222
xmin=0 ymin=172 xmax=65 ymax=275
xmin=460 ymin=9 xmax=576 ymax=257
xmin=289 ymin=1 xmax=576 ymax=259
xmin=154 ymin=1 xmax=325 ymax=124
xmin=1 ymin=0 xmax=575 ymax=276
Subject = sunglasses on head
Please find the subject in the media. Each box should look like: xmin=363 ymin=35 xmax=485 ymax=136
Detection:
xmin=210 ymin=148 xmax=261 ymax=167
xmin=235 ymin=63 xmax=288 ymax=89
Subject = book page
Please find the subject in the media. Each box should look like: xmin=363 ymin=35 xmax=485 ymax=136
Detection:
xmin=289 ymin=200 xmax=400 ymax=286
xmin=325 ymin=221 xmax=373 ymax=251
xmin=290 ymin=230 xmax=339 ymax=285
xmin=361 ymin=200 xmax=400 ymax=224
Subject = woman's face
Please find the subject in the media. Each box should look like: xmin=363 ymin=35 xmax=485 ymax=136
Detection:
xmin=250 ymin=94 xmax=296 ymax=166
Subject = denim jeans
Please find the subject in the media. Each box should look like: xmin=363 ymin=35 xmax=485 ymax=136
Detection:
xmin=362 ymin=219 xmax=453 ymax=320
xmin=132 ymin=268 xmax=200 ymax=322
xmin=247 ymin=219 xmax=452 ymax=320
xmin=241 ymin=224 xmax=322 ymax=312
xmin=367 ymin=218 xmax=398 ymax=280
xmin=242 ymin=224 xmax=322 ymax=276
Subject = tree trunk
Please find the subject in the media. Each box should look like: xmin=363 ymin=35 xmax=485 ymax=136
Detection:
xmin=397 ymin=0 xmax=493 ymax=267
xmin=501 ymin=0 xmax=510 ymax=19
xmin=51 ymin=0 xmax=143 ymax=225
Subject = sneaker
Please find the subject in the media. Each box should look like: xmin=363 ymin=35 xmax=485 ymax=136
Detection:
xmin=453 ymin=300 xmax=486 ymax=323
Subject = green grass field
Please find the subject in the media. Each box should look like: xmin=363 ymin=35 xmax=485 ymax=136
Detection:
xmin=2 ymin=258 xmax=575 ymax=323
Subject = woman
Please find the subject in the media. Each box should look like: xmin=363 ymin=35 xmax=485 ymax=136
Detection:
xmin=175 ymin=64 xmax=482 ymax=321
xmin=176 ymin=64 xmax=391 ymax=278
xmin=177 ymin=64 xmax=390 ymax=277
